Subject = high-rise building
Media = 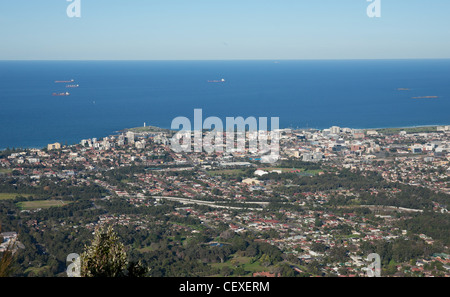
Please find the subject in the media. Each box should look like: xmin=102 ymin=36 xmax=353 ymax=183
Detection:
xmin=118 ymin=134 xmax=125 ymax=146
xmin=126 ymin=131 xmax=135 ymax=144
xmin=47 ymin=143 xmax=61 ymax=151
xmin=330 ymin=126 xmax=341 ymax=135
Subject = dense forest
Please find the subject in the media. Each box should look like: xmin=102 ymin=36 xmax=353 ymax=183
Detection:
xmin=0 ymin=176 xmax=107 ymax=201
xmin=396 ymin=212 xmax=450 ymax=246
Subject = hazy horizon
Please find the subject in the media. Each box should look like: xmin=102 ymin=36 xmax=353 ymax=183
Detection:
xmin=1 ymin=1 xmax=449 ymax=60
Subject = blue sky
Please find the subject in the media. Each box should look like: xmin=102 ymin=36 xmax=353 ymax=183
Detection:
xmin=0 ymin=0 xmax=449 ymax=60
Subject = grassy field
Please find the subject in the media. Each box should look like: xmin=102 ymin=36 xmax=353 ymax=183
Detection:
xmin=373 ymin=126 xmax=439 ymax=135
xmin=207 ymin=167 xmax=322 ymax=177
xmin=24 ymin=265 xmax=52 ymax=277
xmin=260 ymin=167 xmax=323 ymax=176
xmin=211 ymin=255 xmax=268 ymax=276
xmin=17 ymin=200 xmax=69 ymax=210
xmin=206 ymin=169 xmax=248 ymax=176
xmin=0 ymin=168 xmax=13 ymax=174
xmin=126 ymin=126 xmax=172 ymax=133
xmin=0 ymin=193 xmax=19 ymax=200
xmin=138 ymin=245 xmax=158 ymax=253
xmin=296 ymin=169 xmax=323 ymax=176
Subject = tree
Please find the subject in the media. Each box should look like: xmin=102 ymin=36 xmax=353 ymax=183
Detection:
xmin=221 ymin=266 xmax=233 ymax=276
xmin=0 ymin=225 xmax=15 ymax=277
xmin=384 ymin=259 xmax=398 ymax=276
xmin=260 ymin=254 xmax=272 ymax=267
xmin=275 ymin=263 xmax=295 ymax=277
xmin=311 ymin=242 xmax=328 ymax=253
xmin=80 ymin=225 xmax=147 ymax=277
xmin=234 ymin=266 xmax=246 ymax=276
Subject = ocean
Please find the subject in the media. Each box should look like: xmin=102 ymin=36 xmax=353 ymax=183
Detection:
xmin=0 ymin=59 xmax=449 ymax=149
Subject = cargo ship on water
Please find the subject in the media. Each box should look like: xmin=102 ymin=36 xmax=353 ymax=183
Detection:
xmin=412 ymin=96 xmax=439 ymax=99
xmin=52 ymin=92 xmax=70 ymax=96
xmin=55 ymin=79 xmax=75 ymax=83
xmin=207 ymin=78 xmax=226 ymax=83
xmin=66 ymin=84 xmax=79 ymax=88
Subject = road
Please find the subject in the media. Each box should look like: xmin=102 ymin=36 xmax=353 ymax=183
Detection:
xmin=150 ymin=195 xmax=268 ymax=210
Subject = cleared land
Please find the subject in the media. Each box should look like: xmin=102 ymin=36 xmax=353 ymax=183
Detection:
xmin=17 ymin=200 xmax=69 ymax=210
xmin=210 ymin=255 xmax=268 ymax=276
xmin=206 ymin=169 xmax=248 ymax=176
xmin=206 ymin=167 xmax=321 ymax=177
xmin=373 ymin=126 xmax=439 ymax=135
xmin=0 ymin=193 xmax=19 ymax=200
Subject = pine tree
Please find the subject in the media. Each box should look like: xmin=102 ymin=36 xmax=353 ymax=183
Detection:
xmin=80 ymin=225 xmax=146 ymax=277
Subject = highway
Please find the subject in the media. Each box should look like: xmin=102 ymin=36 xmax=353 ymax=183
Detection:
xmin=150 ymin=195 xmax=268 ymax=210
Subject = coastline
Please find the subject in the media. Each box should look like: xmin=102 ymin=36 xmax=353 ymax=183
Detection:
xmin=2 ymin=59 xmax=450 ymax=152
xmin=1 ymin=123 xmax=448 ymax=152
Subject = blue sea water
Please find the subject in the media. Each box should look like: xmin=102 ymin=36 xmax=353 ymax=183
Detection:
xmin=0 ymin=59 xmax=449 ymax=149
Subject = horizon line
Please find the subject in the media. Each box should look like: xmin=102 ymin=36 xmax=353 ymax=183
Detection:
xmin=1 ymin=58 xmax=450 ymax=62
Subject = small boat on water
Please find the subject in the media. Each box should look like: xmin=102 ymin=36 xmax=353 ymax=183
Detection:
xmin=207 ymin=78 xmax=226 ymax=83
xmin=52 ymin=92 xmax=70 ymax=96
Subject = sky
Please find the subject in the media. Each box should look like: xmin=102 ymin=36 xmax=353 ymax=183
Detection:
xmin=0 ymin=0 xmax=449 ymax=60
